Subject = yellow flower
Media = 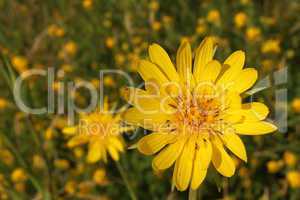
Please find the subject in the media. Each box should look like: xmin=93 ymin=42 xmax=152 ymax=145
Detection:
xmin=14 ymin=182 xmax=26 ymax=192
xmin=47 ymin=24 xmax=65 ymax=37
xmin=11 ymin=168 xmax=27 ymax=183
xmin=207 ymin=9 xmax=220 ymax=25
xmin=261 ymin=59 xmax=273 ymax=72
xmin=33 ymin=154 xmax=45 ymax=169
xmin=73 ymin=147 xmax=84 ymax=158
xmin=63 ymin=41 xmax=77 ymax=55
xmin=246 ymin=27 xmax=261 ymax=42
xmin=82 ymin=0 xmax=93 ymax=9
xmin=234 ymin=12 xmax=247 ymax=28
xmin=54 ymin=159 xmax=70 ymax=170
xmin=0 ymin=149 xmax=14 ymax=166
xmin=62 ymin=99 xmax=132 ymax=163
xmin=283 ymin=151 xmax=297 ymax=167
xmin=0 ymin=98 xmax=9 ymax=110
xmin=123 ymin=37 xmax=277 ymax=191
xmin=93 ymin=168 xmax=108 ymax=185
xmin=287 ymin=171 xmax=300 ymax=188
xmin=149 ymin=1 xmax=159 ymax=11
xmin=104 ymin=76 xmax=115 ymax=87
xmin=105 ymin=37 xmax=115 ymax=49
xmin=292 ymin=98 xmax=300 ymax=113
xmin=64 ymin=180 xmax=77 ymax=195
xmin=261 ymin=39 xmax=281 ymax=54
xmin=152 ymin=21 xmax=162 ymax=31
xmin=11 ymin=56 xmax=28 ymax=73
xmin=267 ymin=160 xmax=283 ymax=173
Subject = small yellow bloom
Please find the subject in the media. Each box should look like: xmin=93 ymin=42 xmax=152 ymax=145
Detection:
xmin=105 ymin=37 xmax=115 ymax=49
xmin=104 ymin=76 xmax=115 ymax=87
xmin=261 ymin=39 xmax=281 ymax=54
xmin=82 ymin=0 xmax=93 ymax=9
xmin=11 ymin=56 xmax=28 ymax=73
xmin=47 ymin=24 xmax=65 ymax=37
xmin=115 ymin=53 xmax=126 ymax=65
xmin=267 ymin=160 xmax=283 ymax=173
xmin=63 ymin=41 xmax=77 ymax=55
xmin=54 ymin=159 xmax=70 ymax=170
xmin=238 ymin=167 xmax=250 ymax=178
xmin=33 ymin=155 xmax=45 ymax=169
xmin=292 ymin=98 xmax=300 ymax=113
xmin=73 ymin=147 xmax=84 ymax=158
xmin=234 ymin=12 xmax=247 ymax=28
xmin=64 ymin=180 xmax=77 ymax=195
xmin=207 ymin=9 xmax=220 ymax=25
xmin=149 ymin=1 xmax=159 ymax=11
xmin=196 ymin=23 xmax=207 ymax=35
xmin=0 ymin=149 xmax=14 ymax=166
xmin=61 ymin=64 xmax=73 ymax=73
xmin=152 ymin=21 xmax=162 ymax=31
xmin=287 ymin=171 xmax=300 ymax=188
xmin=283 ymin=151 xmax=297 ymax=167
xmin=11 ymin=168 xmax=27 ymax=183
xmin=246 ymin=27 xmax=261 ymax=42
xmin=45 ymin=127 xmax=54 ymax=140
xmin=93 ymin=168 xmax=108 ymax=185
xmin=261 ymin=59 xmax=273 ymax=71
xmin=162 ymin=15 xmax=172 ymax=25
xmin=62 ymin=99 xmax=131 ymax=163
xmin=286 ymin=49 xmax=295 ymax=59
xmin=0 ymin=98 xmax=9 ymax=110
xmin=78 ymin=181 xmax=93 ymax=196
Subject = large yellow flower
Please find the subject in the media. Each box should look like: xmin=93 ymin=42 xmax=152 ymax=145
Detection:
xmin=63 ymin=100 xmax=131 ymax=163
xmin=123 ymin=37 xmax=277 ymax=191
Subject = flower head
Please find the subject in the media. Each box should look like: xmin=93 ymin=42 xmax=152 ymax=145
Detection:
xmin=63 ymin=100 xmax=131 ymax=163
xmin=123 ymin=37 xmax=277 ymax=191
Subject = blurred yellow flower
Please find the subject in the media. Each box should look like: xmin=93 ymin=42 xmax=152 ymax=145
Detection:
xmin=78 ymin=181 xmax=93 ymax=196
xmin=63 ymin=41 xmax=77 ymax=56
xmin=162 ymin=15 xmax=172 ymax=25
xmin=11 ymin=168 xmax=27 ymax=183
xmin=115 ymin=53 xmax=126 ymax=65
xmin=287 ymin=171 xmax=300 ymax=188
xmin=261 ymin=59 xmax=273 ymax=72
xmin=261 ymin=39 xmax=281 ymax=54
xmin=234 ymin=12 xmax=247 ymax=28
xmin=54 ymin=159 xmax=70 ymax=170
xmin=123 ymin=37 xmax=277 ymax=191
xmin=0 ymin=149 xmax=14 ymax=166
xmin=11 ymin=56 xmax=28 ymax=73
xmin=61 ymin=64 xmax=73 ymax=73
xmin=47 ymin=24 xmax=65 ymax=37
xmin=283 ymin=151 xmax=297 ymax=167
xmin=64 ymin=180 xmax=77 ymax=195
xmin=246 ymin=27 xmax=261 ymax=42
xmin=93 ymin=168 xmax=108 ymax=185
xmin=33 ymin=154 xmax=45 ymax=169
xmin=286 ymin=49 xmax=295 ymax=59
xmin=152 ymin=21 xmax=162 ymax=31
xmin=82 ymin=0 xmax=93 ymax=9
xmin=73 ymin=147 xmax=84 ymax=158
xmin=207 ymin=9 xmax=220 ymax=25
xmin=104 ymin=76 xmax=116 ymax=87
xmin=62 ymin=99 xmax=132 ymax=163
xmin=14 ymin=182 xmax=26 ymax=192
xmin=292 ymin=98 xmax=300 ymax=113
xmin=105 ymin=37 xmax=115 ymax=49
xmin=149 ymin=1 xmax=159 ymax=11
xmin=267 ymin=160 xmax=283 ymax=173
xmin=0 ymin=98 xmax=9 ymax=110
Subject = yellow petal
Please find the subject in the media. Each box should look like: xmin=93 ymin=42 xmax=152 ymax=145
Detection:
xmin=193 ymin=37 xmax=215 ymax=83
xmin=174 ymin=139 xmax=195 ymax=191
xmin=225 ymin=92 xmax=242 ymax=111
xmin=233 ymin=121 xmax=277 ymax=135
xmin=152 ymin=139 xmax=185 ymax=170
xmin=148 ymin=43 xmax=180 ymax=82
xmin=176 ymin=41 xmax=194 ymax=87
xmin=87 ymin=140 xmax=102 ymax=163
xmin=229 ymin=68 xmax=258 ymax=93
xmin=137 ymin=132 xmax=176 ymax=155
xmin=138 ymin=59 xmax=169 ymax=86
xmin=109 ymin=137 xmax=125 ymax=152
xmin=212 ymin=140 xmax=235 ymax=177
xmin=62 ymin=126 xmax=77 ymax=135
xmin=221 ymin=132 xmax=247 ymax=162
xmin=217 ymin=51 xmax=245 ymax=86
xmin=123 ymin=108 xmax=170 ymax=131
xmin=241 ymin=102 xmax=269 ymax=121
xmin=191 ymin=139 xmax=212 ymax=189
xmin=108 ymin=146 xmax=120 ymax=161
xmin=196 ymin=60 xmax=221 ymax=83
xmin=67 ymin=135 xmax=89 ymax=148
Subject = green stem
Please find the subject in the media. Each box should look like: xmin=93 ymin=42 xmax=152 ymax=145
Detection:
xmin=188 ymin=187 xmax=197 ymax=200
xmin=115 ymin=161 xmax=137 ymax=200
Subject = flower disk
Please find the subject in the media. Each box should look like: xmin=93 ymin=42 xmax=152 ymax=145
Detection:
xmin=123 ymin=37 xmax=277 ymax=191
